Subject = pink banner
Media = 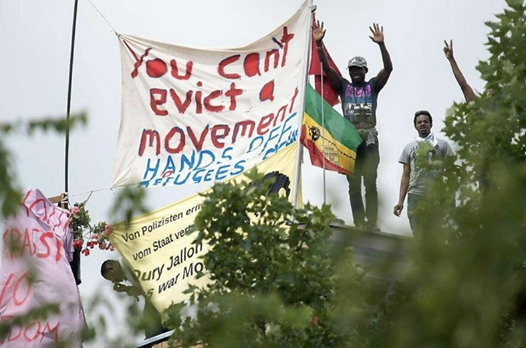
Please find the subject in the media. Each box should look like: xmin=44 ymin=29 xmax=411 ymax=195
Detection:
xmin=0 ymin=189 xmax=84 ymax=347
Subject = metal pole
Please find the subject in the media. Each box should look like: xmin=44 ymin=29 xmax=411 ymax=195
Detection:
xmin=65 ymin=0 xmax=80 ymax=200
xmin=292 ymin=0 xmax=314 ymax=208
xmin=320 ymin=62 xmax=327 ymax=205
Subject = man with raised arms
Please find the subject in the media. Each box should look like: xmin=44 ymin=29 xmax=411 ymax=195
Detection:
xmin=443 ymin=39 xmax=477 ymax=102
xmin=313 ymin=21 xmax=393 ymax=231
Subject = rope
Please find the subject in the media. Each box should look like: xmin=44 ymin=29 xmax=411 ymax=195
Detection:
xmin=67 ymin=181 xmax=145 ymax=201
xmin=86 ymin=0 xmax=119 ymax=35
xmin=82 ymin=190 xmax=94 ymax=205
xmin=63 ymin=0 xmax=120 ymax=208
xmin=68 ymin=186 xmax=117 ymax=200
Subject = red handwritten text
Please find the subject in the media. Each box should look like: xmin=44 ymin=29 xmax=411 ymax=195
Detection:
xmin=139 ymin=87 xmax=299 ymax=156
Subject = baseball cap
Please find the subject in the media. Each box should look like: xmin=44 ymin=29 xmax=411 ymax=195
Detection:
xmin=347 ymin=56 xmax=368 ymax=72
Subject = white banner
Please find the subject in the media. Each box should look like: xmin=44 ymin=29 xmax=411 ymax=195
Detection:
xmin=112 ymin=0 xmax=310 ymax=187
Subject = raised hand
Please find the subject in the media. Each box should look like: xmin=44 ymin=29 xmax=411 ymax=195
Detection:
xmin=443 ymin=39 xmax=454 ymax=60
xmin=369 ymin=23 xmax=385 ymax=44
xmin=313 ymin=20 xmax=326 ymax=42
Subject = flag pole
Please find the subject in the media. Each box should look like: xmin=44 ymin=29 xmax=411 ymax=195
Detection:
xmin=320 ymin=62 xmax=327 ymax=205
xmin=64 ymin=0 xmax=80 ymax=204
xmin=292 ymin=0 xmax=315 ymax=208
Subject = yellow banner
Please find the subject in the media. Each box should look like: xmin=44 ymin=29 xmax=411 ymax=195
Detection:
xmin=110 ymin=143 xmax=299 ymax=317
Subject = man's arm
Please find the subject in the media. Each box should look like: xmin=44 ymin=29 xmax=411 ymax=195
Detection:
xmin=313 ymin=21 xmax=342 ymax=92
xmin=444 ymin=40 xmax=475 ymax=103
xmin=113 ymin=283 xmax=142 ymax=301
xmin=393 ymin=163 xmax=410 ymax=217
xmin=369 ymin=23 xmax=393 ymax=92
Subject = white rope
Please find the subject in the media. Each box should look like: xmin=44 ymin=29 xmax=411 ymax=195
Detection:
xmin=86 ymin=0 xmax=119 ymax=35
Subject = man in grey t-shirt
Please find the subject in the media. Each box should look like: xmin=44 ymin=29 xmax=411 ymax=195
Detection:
xmin=393 ymin=110 xmax=455 ymax=235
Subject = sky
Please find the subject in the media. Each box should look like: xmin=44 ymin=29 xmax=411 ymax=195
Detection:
xmin=0 ymin=0 xmax=508 ymax=346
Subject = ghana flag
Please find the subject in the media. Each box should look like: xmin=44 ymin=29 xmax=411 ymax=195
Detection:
xmin=300 ymin=83 xmax=362 ymax=176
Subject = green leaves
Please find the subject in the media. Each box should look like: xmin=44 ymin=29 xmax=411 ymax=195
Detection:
xmin=394 ymin=2 xmax=526 ymax=347
xmin=0 ymin=303 xmax=60 ymax=341
xmin=0 ymin=111 xmax=88 ymax=220
xmin=166 ymin=169 xmax=373 ymax=347
xmin=27 ymin=111 xmax=88 ymax=135
xmin=0 ymin=111 xmax=88 ymax=136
